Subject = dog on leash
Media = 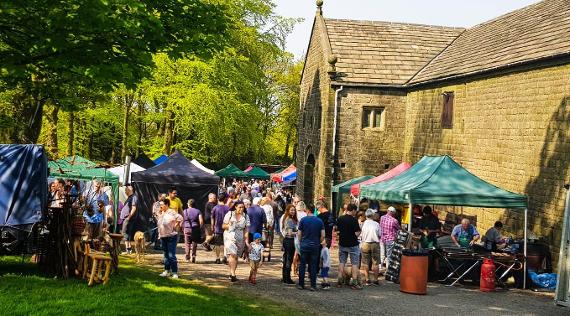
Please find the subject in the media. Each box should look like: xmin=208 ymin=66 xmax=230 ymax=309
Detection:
xmin=134 ymin=231 xmax=146 ymax=263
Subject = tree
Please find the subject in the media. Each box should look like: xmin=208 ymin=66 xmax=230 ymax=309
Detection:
xmin=0 ymin=0 xmax=232 ymax=143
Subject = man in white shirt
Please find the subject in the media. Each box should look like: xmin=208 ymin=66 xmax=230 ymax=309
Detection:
xmin=360 ymin=209 xmax=382 ymax=285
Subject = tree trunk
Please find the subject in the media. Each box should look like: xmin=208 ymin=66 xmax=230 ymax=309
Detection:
xmin=120 ymin=93 xmax=134 ymax=160
xmin=137 ymin=98 xmax=144 ymax=157
xmin=45 ymin=101 xmax=60 ymax=157
xmin=284 ymin=127 xmax=292 ymax=161
xmin=66 ymin=111 xmax=74 ymax=156
xmin=11 ymin=94 xmax=46 ymax=144
xmin=163 ymin=108 xmax=174 ymax=154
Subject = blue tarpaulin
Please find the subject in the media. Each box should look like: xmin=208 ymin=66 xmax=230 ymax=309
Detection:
xmin=153 ymin=154 xmax=168 ymax=165
xmin=0 ymin=145 xmax=47 ymax=226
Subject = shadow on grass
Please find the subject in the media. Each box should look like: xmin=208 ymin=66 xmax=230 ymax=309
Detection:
xmin=0 ymin=256 xmax=291 ymax=316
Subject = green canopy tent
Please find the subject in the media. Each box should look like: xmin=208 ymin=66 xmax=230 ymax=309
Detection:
xmin=48 ymin=161 xmax=120 ymax=230
xmin=215 ymin=164 xmax=247 ymax=178
xmin=57 ymin=155 xmax=97 ymax=169
xmin=244 ymin=166 xmax=270 ymax=180
xmin=332 ymin=175 xmax=374 ymax=215
xmin=360 ymin=155 xmax=529 ymax=287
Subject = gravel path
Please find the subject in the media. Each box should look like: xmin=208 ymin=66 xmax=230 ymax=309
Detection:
xmin=141 ymin=239 xmax=568 ymax=316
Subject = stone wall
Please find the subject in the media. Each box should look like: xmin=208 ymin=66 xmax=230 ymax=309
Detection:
xmin=296 ymin=16 xmax=333 ymax=205
xmin=336 ymin=87 xmax=407 ymax=181
xmin=404 ymin=63 xmax=570 ymax=257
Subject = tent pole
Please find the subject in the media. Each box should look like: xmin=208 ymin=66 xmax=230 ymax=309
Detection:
xmin=524 ymin=207 xmax=528 ymax=289
xmin=124 ymin=155 xmax=131 ymax=184
xmin=408 ymin=195 xmax=412 ymax=233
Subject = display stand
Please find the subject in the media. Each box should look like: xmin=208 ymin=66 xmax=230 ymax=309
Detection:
xmin=385 ymin=230 xmax=410 ymax=283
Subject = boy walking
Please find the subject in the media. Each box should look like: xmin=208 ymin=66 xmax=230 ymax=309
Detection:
xmin=249 ymin=233 xmax=264 ymax=284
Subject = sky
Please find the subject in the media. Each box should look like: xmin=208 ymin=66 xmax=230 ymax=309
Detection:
xmin=273 ymin=0 xmax=541 ymax=59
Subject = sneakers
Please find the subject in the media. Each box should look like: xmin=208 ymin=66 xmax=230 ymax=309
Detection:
xmin=230 ymin=275 xmax=238 ymax=282
xmin=222 ymin=257 xmax=228 ymax=265
xmin=191 ymin=256 xmax=196 ymax=263
xmin=171 ymin=274 xmax=179 ymax=279
xmin=159 ymin=271 xmax=170 ymax=277
xmin=373 ymin=280 xmax=380 ymax=286
xmin=215 ymin=258 xmax=221 ymax=264
xmin=365 ymin=280 xmax=373 ymax=286
xmin=296 ymin=284 xmax=305 ymax=290
xmin=308 ymin=287 xmax=317 ymax=292
xmin=321 ymin=283 xmax=331 ymax=290
xmin=202 ymin=243 xmax=212 ymax=251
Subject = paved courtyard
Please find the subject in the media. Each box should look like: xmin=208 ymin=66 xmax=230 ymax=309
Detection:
xmin=141 ymin=239 xmax=568 ymax=316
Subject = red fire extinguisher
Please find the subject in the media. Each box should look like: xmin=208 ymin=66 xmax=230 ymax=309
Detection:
xmin=480 ymin=257 xmax=496 ymax=292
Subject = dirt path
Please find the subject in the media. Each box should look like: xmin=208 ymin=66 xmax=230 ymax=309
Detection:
xmin=140 ymin=239 xmax=566 ymax=316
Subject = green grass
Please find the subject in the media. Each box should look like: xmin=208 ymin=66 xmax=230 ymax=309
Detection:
xmin=0 ymin=256 xmax=291 ymax=316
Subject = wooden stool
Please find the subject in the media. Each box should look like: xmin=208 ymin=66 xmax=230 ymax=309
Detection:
xmin=88 ymin=254 xmax=112 ymax=286
xmin=108 ymin=233 xmax=124 ymax=274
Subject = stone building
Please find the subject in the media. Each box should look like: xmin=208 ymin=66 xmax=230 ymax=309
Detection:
xmin=297 ymin=0 xmax=570 ymax=254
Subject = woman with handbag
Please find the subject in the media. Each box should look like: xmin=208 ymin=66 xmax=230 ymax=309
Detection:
xmin=183 ymin=199 xmax=203 ymax=263
xmin=222 ymin=201 xmax=250 ymax=282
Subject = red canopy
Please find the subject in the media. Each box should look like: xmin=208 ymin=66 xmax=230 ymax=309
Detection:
xmin=350 ymin=162 xmax=412 ymax=196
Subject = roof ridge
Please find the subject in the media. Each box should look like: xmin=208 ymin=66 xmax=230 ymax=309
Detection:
xmin=406 ymin=28 xmax=466 ymax=84
xmin=323 ymin=17 xmax=465 ymax=30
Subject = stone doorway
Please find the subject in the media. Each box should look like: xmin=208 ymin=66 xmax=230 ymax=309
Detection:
xmin=303 ymin=154 xmax=315 ymax=204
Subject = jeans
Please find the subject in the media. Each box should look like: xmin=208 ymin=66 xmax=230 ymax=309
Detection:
xmin=282 ymin=237 xmax=295 ymax=281
xmin=149 ymin=219 xmax=160 ymax=249
xmin=299 ymin=247 xmax=320 ymax=288
xmin=162 ymin=235 xmax=178 ymax=273
xmin=384 ymin=240 xmax=395 ymax=268
xmin=339 ymin=245 xmax=360 ymax=265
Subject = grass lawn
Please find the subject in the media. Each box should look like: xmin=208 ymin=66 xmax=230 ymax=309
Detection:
xmin=0 ymin=256 xmax=292 ymax=316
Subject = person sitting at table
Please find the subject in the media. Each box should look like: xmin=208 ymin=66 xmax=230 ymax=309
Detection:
xmin=418 ymin=206 xmax=441 ymax=248
xmin=483 ymin=221 xmax=506 ymax=251
xmin=451 ymin=218 xmax=480 ymax=248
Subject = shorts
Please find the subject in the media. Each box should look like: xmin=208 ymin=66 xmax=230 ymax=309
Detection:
xmin=211 ymin=234 xmax=224 ymax=246
xmin=360 ymin=242 xmax=380 ymax=268
xmin=250 ymin=260 xmax=261 ymax=269
xmin=320 ymin=267 xmax=330 ymax=278
xmin=339 ymin=245 xmax=360 ymax=265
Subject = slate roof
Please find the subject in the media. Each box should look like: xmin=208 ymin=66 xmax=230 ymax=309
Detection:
xmin=409 ymin=0 xmax=570 ymax=84
xmin=324 ymin=19 xmax=463 ymax=85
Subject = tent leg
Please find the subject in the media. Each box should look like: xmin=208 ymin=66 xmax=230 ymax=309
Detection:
xmin=524 ymin=208 xmax=528 ymax=290
xmin=408 ymin=200 xmax=412 ymax=233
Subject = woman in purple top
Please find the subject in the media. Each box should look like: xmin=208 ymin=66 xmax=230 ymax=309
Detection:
xmin=183 ymin=199 xmax=203 ymax=263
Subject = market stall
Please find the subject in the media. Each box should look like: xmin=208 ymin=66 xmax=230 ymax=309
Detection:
xmin=153 ymin=154 xmax=168 ymax=165
xmin=0 ymin=144 xmax=47 ymax=255
xmin=191 ymin=159 xmax=215 ymax=175
xmin=332 ymin=175 xmax=374 ymax=215
xmin=350 ymin=162 xmax=411 ymax=197
xmin=107 ymin=162 xmax=145 ymax=184
xmin=243 ymin=166 xmax=270 ymax=180
xmin=132 ymin=153 xmax=156 ymax=169
xmin=359 ymin=155 xmax=529 ymax=287
xmin=271 ymin=164 xmax=296 ymax=183
xmin=215 ymin=163 xmax=247 ymax=178
xmin=131 ymin=150 xmax=219 ymax=231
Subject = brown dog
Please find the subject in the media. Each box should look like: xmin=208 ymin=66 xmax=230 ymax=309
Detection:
xmin=133 ymin=231 xmax=146 ymax=263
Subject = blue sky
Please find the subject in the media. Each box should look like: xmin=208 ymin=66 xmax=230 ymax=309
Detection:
xmin=273 ymin=0 xmax=541 ymax=59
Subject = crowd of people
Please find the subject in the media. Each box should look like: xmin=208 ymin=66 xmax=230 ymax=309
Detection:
xmin=48 ymin=177 xmax=511 ymax=290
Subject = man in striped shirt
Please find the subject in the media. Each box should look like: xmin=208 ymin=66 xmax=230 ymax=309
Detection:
xmin=380 ymin=206 xmax=400 ymax=269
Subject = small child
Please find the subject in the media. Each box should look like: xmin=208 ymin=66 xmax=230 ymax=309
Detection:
xmin=249 ymin=233 xmax=264 ymax=285
xmin=320 ymin=245 xmax=331 ymax=289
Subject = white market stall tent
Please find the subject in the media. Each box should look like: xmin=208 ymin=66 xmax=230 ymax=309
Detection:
xmin=107 ymin=162 xmax=145 ymax=184
xmin=191 ymin=159 xmax=215 ymax=175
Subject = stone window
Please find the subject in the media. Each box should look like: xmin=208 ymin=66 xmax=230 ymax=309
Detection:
xmin=442 ymin=92 xmax=454 ymax=129
xmin=362 ymin=106 xmax=385 ymax=129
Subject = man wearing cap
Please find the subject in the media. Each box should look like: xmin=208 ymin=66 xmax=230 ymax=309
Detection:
xmin=380 ymin=206 xmax=400 ymax=269
xmin=360 ymin=209 xmax=382 ymax=285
